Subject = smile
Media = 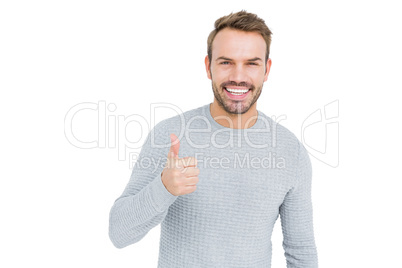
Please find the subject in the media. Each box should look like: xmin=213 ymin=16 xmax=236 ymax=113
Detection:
xmin=224 ymin=88 xmax=250 ymax=95
xmin=224 ymin=87 xmax=251 ymax=99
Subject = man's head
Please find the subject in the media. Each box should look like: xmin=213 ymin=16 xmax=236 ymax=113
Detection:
xmin=205 ymin=11 xmax=273 ymax=115
xmin=207 ymin=11 xmax=272 ymax=65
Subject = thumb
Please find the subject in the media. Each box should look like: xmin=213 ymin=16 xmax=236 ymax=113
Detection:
xmin=168 ymin=133 xmax=180 ymax=158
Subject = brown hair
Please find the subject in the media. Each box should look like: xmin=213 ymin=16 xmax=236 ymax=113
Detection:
xmin=207 ymin=10 xmax=272 ymax=63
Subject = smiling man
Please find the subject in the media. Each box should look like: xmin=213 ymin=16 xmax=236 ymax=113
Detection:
xmin=109 ymin=11 xmax=318 ymax=267
xmin=206 ymin=27 xmax=270 ymax=124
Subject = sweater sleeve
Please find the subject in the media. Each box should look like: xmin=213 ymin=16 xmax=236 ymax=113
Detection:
xmin=279 ymin=142 xmax=318 ymax=267
xmin=108 ymin=122 xmax=178 ymax=248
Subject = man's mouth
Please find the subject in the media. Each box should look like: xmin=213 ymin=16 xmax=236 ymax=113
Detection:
xmin=224 ymin=87 xmax=251 ymax=99
xmin=224 ymin=87 xmax=250 ymax=95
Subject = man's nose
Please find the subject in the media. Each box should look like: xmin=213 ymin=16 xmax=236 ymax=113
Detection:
xmin=228 ymin=65 xmax=248 ymax=84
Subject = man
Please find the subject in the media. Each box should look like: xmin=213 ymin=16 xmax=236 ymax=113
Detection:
xmin=109 ymin=11 xmax=318 ymax=267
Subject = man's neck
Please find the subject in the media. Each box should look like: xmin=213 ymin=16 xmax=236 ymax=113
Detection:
xmin=209 ymin=101 xmax=258 ymax=129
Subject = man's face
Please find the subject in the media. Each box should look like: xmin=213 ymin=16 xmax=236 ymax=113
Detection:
xmin=205 ymin=28 xmax=271 ymax=115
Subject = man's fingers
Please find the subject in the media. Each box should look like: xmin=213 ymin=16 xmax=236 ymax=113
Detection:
xmin=168 ymin=134 xmax=180 ymax=158
xmin=181 ymin=166 xmax=200 ymax=177
xmin=184 ymin=176 xmax=199 ymax=186
xmin=178 ymin=157 xmax=197 ymax=168
xmin=165 ymin=157 xmax=198 ymax=169
xmin=167 ymin=157 xmax=197 ymax=169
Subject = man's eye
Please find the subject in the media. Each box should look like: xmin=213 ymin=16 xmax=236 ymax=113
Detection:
xmin=220 ymin=61 xmax=230 ymax=65
xmin=248 ymin=62 xmax=258 ymax=65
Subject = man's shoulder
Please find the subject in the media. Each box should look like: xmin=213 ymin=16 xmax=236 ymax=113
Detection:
xmin=142 ymin=104 xmax=207 ymax=149
xmin=257 ymin=109 xmax=302 ymax=150
xmin=152 ymin=104 xmax=207 ymax=132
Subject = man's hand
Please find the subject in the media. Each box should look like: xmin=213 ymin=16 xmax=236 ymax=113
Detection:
xmin=161 ymin=134 xmax=200 ymax=196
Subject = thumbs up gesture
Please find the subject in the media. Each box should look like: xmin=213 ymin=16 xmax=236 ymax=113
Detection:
xmin=161 ymin=134 xmax=200 ymax=196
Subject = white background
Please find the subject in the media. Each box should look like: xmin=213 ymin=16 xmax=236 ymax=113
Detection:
xmin=1 ymin=0 xmax=401 ymax=267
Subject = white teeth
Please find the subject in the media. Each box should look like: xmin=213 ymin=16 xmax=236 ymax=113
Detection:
xmin=225 ymin=88 xmax=249 ymax=95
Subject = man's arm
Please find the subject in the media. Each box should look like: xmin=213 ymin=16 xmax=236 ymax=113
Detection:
xmin=108 ymin=123 xmax=177 ymax=248
xmin=279 ymin=142 xmax=318 ymax=267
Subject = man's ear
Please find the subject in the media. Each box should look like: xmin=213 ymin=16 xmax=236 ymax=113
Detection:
xmin=205 ymin=55 xmax=212 ymax=80
xmin=264 ymin=58 xmax=272 ymax=82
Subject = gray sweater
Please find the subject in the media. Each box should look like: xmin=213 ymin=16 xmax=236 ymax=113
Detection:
xmin=109 ymin=103 xmax=318 ymax=267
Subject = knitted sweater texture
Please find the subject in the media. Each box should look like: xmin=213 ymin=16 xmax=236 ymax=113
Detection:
xmin=109 ymin=103 xmax=318 ymax=267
